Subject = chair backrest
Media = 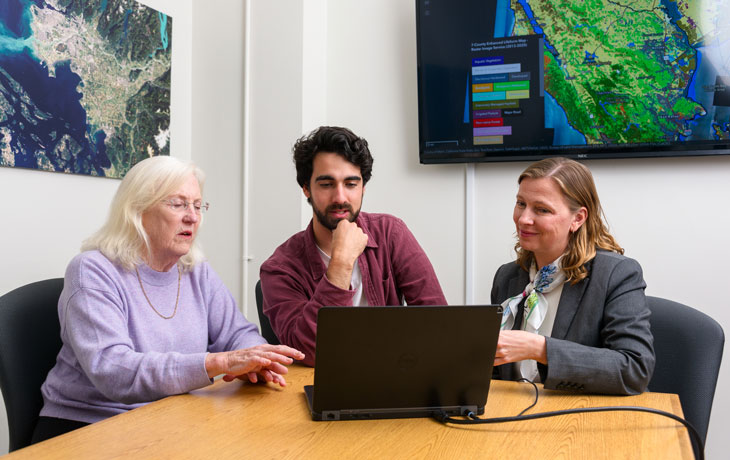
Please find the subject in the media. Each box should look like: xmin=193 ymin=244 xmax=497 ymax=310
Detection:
xmin=647 ymin=296 xmax=724 ymax=443
xmin=255 ymin=280 xmax=279 ymax=345
xmin=0 ymin=278 xmax=64 ymax=452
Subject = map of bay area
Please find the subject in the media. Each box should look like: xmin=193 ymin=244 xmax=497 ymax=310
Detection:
xmin=495 ymin=0 xmax=730 ymax=148
xmin=0 ymin=0 xmax=172 ymax=179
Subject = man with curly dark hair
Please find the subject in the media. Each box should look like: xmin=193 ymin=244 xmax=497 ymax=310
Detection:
xmin=260 ymin=126 xmax=447 ymax=366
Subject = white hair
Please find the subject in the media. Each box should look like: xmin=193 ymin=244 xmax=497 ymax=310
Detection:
xmin=82 ymin=156 xmax=206 ymax=271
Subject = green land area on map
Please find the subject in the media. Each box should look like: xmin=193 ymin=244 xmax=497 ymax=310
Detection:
xmin=511 ymin=0 xmax=714 ymax=144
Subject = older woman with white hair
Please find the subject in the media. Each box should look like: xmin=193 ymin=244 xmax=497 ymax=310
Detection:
xmin=33 ymin=156 xmax=304 ymax=443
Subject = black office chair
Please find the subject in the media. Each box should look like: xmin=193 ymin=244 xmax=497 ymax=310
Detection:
xmin=0 ymin=278 xmax=64 ymax=452
xmin=647 ymin=296 xmax=724 ymax=449
xmin=255 ymin=280 xmax=280 ymax=345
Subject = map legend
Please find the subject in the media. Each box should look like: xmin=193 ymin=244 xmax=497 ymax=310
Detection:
xmin=471 ymin=57 xmax=530 ymax=144
xmin=468 ymin=35 xmax=544 ymax=149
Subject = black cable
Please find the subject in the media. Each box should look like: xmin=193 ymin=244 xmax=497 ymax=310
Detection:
xmin=434 ymin=381 xmax=704 ymax=460
xmin=514 ymin=378 xmax=538 ymax=416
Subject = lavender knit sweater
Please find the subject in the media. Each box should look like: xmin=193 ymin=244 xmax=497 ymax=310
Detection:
xmin=40 ymin=250 xmax=266 ymax=423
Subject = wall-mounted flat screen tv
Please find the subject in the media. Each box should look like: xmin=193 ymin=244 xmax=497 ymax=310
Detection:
xmin=416 ymin=0 xmax=730 ymax=163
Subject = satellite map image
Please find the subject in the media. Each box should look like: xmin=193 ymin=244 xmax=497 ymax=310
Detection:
xmin=495 ymin=0 xmax=730 ymax=146
xmin=0 ymin=0 xmax=172 ymax=178
xmin=418 ymin=0 xmax=730 ymax=161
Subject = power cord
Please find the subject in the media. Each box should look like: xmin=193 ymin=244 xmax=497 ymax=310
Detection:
xmin=433 ymin=379 xmax=704 ymax=460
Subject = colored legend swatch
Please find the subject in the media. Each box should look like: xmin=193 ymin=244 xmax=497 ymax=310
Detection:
xmin=506 ymin=89 xmax=530 ymax=99
xmin=473 ymin=109 xmax=501 ymax=118
xmin=473 ymin=100 xmax=519 ymax=110
xmin=473 ymin=118 xmax=504 ymax=127
xmin=494 ymin=81 xmax=530 ymax=91
xmin=472 ymin=63 xmax=521 ymax=75
xmin=474 ymin=136 xmax=504 ymax=145
xmin=473 ymin=74 xmax=509 ymax=84
xmin=474 ymin=126 xmax=512 ymax=136
xmin=472 ymin=83 xmax=494 ymax=92
xmin=473 ymin=91 xmax=507 ymax=102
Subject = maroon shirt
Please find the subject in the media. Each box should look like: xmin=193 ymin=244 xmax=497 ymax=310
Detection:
xmin=260 ymin=212 xmax=447 ymax=366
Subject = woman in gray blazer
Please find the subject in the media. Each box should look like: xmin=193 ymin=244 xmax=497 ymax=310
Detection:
xmin=491 ymin=157 xmax=654 ymax=395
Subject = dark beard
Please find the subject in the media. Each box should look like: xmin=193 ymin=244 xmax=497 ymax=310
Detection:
xmin=313 ymin=203 xmax=360 ymax=230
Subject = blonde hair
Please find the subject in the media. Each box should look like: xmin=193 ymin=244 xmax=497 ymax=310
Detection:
xmin=82 ymin=156 xmax=206 ymax=271
xmin=515 ymin=157 xmax=623 ymax=283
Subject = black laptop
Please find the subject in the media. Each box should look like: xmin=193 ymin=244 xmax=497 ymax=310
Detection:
xmin=304 ymin=305 xmax=502 ymax=421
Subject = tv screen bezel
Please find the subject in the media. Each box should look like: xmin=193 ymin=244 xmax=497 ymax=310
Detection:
xmin=415 ymin=0 xmax=730 ymax=164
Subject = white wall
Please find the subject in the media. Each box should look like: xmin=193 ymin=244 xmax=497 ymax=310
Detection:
xmin=244 ymin=0 xmax=728 ymax=458
xmin=244 ymin=0 xmax=308 ymax=321
xmin=190 ymin=0 xmax=247 ymax=311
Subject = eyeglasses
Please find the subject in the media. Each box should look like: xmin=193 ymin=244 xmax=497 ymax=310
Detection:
xmin=162 ymin=199 xmax=210 ymax=214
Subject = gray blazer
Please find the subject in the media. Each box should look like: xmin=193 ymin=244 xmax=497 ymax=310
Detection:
xmin=491 ymin=250 xmax=655 ymax=395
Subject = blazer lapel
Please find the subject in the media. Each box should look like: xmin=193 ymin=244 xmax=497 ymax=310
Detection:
xmin=551 ymin=261 xmax=592 ymax=339
xmin=507 ymin=270 xmax=530 ymax=298
xmin=507 ymin=270 xmax=530 ymax=330
xmin=498 ymin=269 xmax=530 ymax=381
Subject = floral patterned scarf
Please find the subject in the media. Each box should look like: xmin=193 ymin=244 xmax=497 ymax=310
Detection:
xmin=500 ymin=258 xmax=566 ymax=333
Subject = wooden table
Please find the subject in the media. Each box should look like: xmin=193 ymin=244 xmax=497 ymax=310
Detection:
xmin=5 ymin=366 xmax=692 ymax=459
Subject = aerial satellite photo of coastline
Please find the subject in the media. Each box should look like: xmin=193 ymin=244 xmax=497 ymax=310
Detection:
xmin=0 ymin=0 xmax=172 ymax=179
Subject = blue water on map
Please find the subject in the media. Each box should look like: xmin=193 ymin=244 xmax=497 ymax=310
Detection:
xmin=121 ymin=8 xmax=132 ymax=43
xmin=493 ymin=0 xmax=515 ymax=38
xmin=545 ymin=101 xmax=589 ymax=147
xmin=517 ymin=0 xmax=559 ymax=58
xmin=492 ymin=0 xmax=584 ymax=146
xmin=518 ymin=0 xmax=542 ymax=34
xmin=685 ymin=47 xmax=730 ymax=139
xmin=545 ymin=91 xmax=586 ymax=145
xmin=655 ymin=0 xmax=726 ymax=139
xmin=0 ymin=0 xmax=35 ymax=38
xmin=150 ymin=11 xmax=169 ymax=57
xmin=159 ymin=13 xmax=168 ymax=50
xmin=0 ymin=30 xmax=31 ymax=53
xmin=463 ymin=73 xmax=470 ymax=123
xmin=0 ymin=0 xmax=108 ymax=173
xmin=661 ymin=0 xmax=682 ymax=23
xmin=687 ymin=49 xmax=701 ymax=101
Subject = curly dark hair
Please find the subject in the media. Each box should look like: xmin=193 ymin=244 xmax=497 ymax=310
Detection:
xmin=293 ymin=126 xmax=373 ymax=188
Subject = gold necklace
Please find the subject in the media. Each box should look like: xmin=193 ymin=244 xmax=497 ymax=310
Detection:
xmin=135 ymin=265 xmax=181 ymax=319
